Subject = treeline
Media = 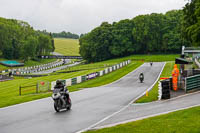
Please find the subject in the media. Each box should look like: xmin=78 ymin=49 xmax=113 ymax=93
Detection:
xmin=40 ymin=30 xmax=79 ymax=39
xmin=0 ymin=17 xmax=55 ymax=61
xmin=52 ymin=31 xmax=79 ymax=39
xmin=182 ymin=0 xmax=200 ymax=47
xmin=80 ymin=0 xmax=199 ymax=62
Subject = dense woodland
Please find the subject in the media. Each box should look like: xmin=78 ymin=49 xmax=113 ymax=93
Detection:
xmin=40 ymin=30 xmax=79 ymax=39
xmin=52 ymin=31 xmax=79 ymax=39
xmin=79 ymin=0 xmax=200 ymax=62
xmin=0 ymin=18 xmax=55 ymax=61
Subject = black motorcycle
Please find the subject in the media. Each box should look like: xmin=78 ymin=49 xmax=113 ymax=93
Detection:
xmin=150 ymin=62 xmax=153 ymax=66
xmin=52 ymin=88 xmax=72 ymax=112
xmin=139 ymin=73 xmax=144 ymax=83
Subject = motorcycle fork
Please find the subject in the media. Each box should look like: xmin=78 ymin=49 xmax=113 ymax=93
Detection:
xmin=60 ymin=96 xmax=66 ymax=106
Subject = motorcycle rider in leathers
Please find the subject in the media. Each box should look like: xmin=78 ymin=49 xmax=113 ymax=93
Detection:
xmin=54 ymin=80 xmax=69 ymax=104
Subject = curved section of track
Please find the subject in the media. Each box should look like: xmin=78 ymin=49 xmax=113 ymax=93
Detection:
xmin=0 ymin=62 xmax=165 ymax=133
xmin=93 ymin=91 xmax=200 ymax=129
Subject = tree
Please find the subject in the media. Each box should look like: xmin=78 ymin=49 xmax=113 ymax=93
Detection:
xmin=182 ymin=0 xmax=200 ymax=46
xmin=37 ymin=34 xmax=53 ymax=55
xmin=22 ymin=36 xmax=38 ymax=61
xmin=0 ymin=17 xmax=54 ymax=60
xmin=79 ymin=9 xmax=187 ymax=62
xmin=51 ymin=31 xmax=79 ymax=39
xmin=80 ymin=22 xmax=113 ymax=62
xmin=50 ymin=32 xmax=55 ymax=52
xmin=163 ymin=10 xmax=186 ymax=53
xmin=110 ymin=19 xmax=134 ymax=57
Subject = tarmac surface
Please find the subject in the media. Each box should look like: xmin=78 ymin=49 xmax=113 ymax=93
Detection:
xmin=32 ymin=52 xmax=77 ymax=75
xmin=32 ymin=61 xmax=80 ymax=74
xmin=0 ymin=62 xmax=166 ymax=133
xmin=94 ymin=91 xmax=200 ymax=129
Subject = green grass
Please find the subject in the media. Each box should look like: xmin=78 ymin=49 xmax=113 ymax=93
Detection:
xmin=24 ymin=59 xmax=57 ymax=67
xmin=128 ymin=54 xmax=179 ymax=62
xmin=136 ymin=61 xmax=175 ymax=103
xmin=54 ymin=38 xmax=80 ymax=56
xmin=85 ymin=106 xmax=200 ymax=133
xmin=0 ymin=55 xmax=178 ymax=108
xmin=0 ymin=68 xmax=105 ymax=107
xmin=69 ymin=62 xmax=143 ymax=90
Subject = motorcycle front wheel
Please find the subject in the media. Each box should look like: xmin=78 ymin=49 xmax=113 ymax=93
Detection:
xmin=54 ymin=102 xmax=60 ymax=112
xmin=66 ymin=98 xmax=72 ymax=110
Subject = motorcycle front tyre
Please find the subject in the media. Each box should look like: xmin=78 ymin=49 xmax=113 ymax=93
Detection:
xmin=54 ymin=102 xmax=60 ymax=112
xmin=66 ymin=98 xmax=72 ymax=110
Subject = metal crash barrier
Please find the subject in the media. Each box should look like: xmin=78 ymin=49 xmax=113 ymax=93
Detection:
xmin=185 ymin=74 xmax=200 ymax=92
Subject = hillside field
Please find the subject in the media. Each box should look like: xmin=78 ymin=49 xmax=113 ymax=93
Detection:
xmin=54 ymin=38 xmax=80 ymax=56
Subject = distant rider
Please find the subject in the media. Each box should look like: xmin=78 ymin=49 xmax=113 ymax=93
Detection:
xmin=150 ymin=62 xmax=153 ymax=66
xmin=139 ymin=73 xmax=144 ymax=83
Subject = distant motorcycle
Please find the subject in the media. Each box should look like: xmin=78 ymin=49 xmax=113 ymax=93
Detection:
xmin=52 ymin=88 xmax=72 ymax=112
xmin=150 ymin=62 xmax=153 ymax=66
xmin=139 ymin=73 xmax=144 ymax=83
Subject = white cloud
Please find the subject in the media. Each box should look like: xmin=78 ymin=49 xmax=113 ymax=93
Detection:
xmin=0 ymin=0 xmax=187 ymax=34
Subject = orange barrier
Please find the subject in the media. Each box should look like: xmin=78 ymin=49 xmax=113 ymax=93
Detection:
xmin=160 ymin=77 xmax=169 ymax=80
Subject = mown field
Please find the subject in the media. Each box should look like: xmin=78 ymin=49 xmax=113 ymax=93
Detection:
xmin=85 ymin=106 xmax=200 ymax=133
xmin=54 ymin=38 xmax=80 ymax=56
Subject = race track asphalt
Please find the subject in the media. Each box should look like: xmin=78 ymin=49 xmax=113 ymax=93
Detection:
xmin=94 ymin=91 xmax=200 ymax=129
xmin=0 ymin=62 xmax=165 ymax=133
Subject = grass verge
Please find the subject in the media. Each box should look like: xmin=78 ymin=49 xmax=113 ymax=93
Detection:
xmin=69 ymin=62 xmax=143 ymax=90
xmin=136 ymin=61 xmax=175 ymax=103
xmin=85 ymin=106 xmax=200 ymax=133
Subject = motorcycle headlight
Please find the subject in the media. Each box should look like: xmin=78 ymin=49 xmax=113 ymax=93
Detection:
xmin=52 ymin=92 xmax=61 ymax=99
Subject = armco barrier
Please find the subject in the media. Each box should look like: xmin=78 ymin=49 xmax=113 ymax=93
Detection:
xmin=81 ymin=75 xmax=87 ymax=82
xmin=103 ymin=70 xmax=105 ymax=75
xmin=96 ymin=72 xmax=100 ymax=77
xmin=51 ymin=60 xmax=131 ymax=90
xmin=0 ymin=59 xmax=64 ymax=74
xmin=114 ymin=66 xmax=116 ymax=70
xmin=100 ymin=71 xmax=103 ymax=76
xmin=109 ymin=67 xmax=112 ymax=72
xmin=185 ymin=74 xmax=200 ymax=92
xmin=77 ymin=76 xmax=82 ymax=84
xmin=66 ymin=79 xmax=71 ymax=86
xmin=105 ymin=68 xmax=108 ymax=74
xmin=117 ymin=65 xmax=119 ymax=69
xmin=71 ymin=78 xmax=77 ymax=85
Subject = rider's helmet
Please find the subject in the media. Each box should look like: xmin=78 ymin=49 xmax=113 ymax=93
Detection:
xmin=56 ymin=79 xmax=64 ymax=87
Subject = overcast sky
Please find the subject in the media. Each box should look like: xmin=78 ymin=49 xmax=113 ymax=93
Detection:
xmin=0 ymin=0 xmax=187 ymax=34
